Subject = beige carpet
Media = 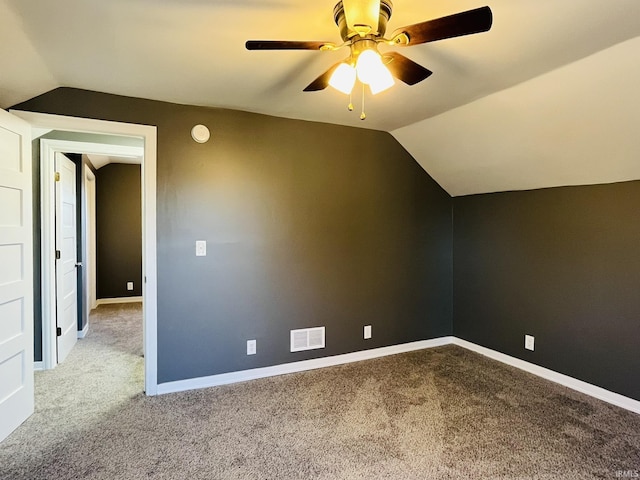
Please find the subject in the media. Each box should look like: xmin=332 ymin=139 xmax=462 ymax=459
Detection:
xmin=1 ymin=303 xmax=639 ymax=479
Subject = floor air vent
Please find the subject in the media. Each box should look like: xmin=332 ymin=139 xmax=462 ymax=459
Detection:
xmin=290 ymin=327 xmax=325 ymax=352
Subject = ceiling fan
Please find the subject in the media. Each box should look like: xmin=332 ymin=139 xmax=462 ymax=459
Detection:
xmin=246 ymin=0 xmax=493 ymax=97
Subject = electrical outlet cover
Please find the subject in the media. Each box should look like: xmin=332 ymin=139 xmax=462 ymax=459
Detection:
xmin=195 ymin=240 xmax=207 ymax=256
xmin=364 ymin=325 xmax=372 ymax=339
xmin=247 ymin=339 xmax=256 ymax=355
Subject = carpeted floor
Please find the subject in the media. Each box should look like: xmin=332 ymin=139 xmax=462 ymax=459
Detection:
xmin=1 ymin=303 xmax=639 ymax=479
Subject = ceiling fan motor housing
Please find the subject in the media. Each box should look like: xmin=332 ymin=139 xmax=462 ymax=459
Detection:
xmin=333 ymin=0 xmax=393 ymax=41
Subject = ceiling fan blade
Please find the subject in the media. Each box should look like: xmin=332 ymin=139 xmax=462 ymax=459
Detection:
xmin=383 ymin=52 xmax=433 ymax=85
xmin=303 ymin=62 xmax=343 ymax=92
xmin=391 ymin=6 xmax=492 ymax=46
xmin=342 ymin=0 xmax=380 ymax=35
xmin=246 ymin=40 xmax=332 ymax=50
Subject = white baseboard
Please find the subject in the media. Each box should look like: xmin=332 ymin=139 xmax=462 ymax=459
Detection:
xmin=96 ymin=296 xmax=143 ymax=306
xmin=156 ymin=337 xmax=454 ymax=395
xmin=77 ymin=323 xmax=89 ymax=339
xmin=452 ymin=338 xmax=640 ymax=415
xmin=34 ymin=361 xmax=45 ymax=371
xmin=155 ymin=335 xmax=640 ymax=415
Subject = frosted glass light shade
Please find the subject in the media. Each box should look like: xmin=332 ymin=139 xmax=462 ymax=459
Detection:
xmin=356 ymin=49 xmax=382 ymax=85
xmin=369 ymin=66 xmax=395 ymax=94
xmin=329 ymin=63 xmax=357 ymax=94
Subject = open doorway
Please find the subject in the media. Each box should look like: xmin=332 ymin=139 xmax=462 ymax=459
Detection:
xmin=39 ymin=137 xmax=144 ymax=369
xmin=10 ymin=110 xmax=158 ymax=395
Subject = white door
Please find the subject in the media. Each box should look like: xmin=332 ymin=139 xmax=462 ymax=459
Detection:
xmin=0 ymin=109 xmax=34 ymax=442
xmin=55 ymin=152 xmax=77 ymax=363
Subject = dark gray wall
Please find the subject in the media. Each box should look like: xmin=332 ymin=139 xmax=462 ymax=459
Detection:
xmin=95 ymin=163 xmax=142 ymax=298
xmin=453 ymin=181 xmax=640 ymax=401
xmin=15 ymin=88 xmax=453 ymax=383
xmin=17 ymin=89 xmax=639 ymax=403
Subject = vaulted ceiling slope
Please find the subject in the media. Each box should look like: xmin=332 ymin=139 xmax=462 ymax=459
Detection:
xmin=2 ymin=0 xmax=639 ymax=195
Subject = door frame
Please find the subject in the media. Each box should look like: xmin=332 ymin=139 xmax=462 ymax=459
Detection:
xmin=84 ymin=165 xmax=97 ymax=320
xmin=41 ymin=140 xmax=144 ymax=368
xmin=10 ymin=110 xmax=159 ymax=395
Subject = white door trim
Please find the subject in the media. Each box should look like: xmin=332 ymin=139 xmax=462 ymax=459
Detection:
xmin=10 ymin=110 xmax=159 ymax=396
xmin=84 ymin=165 xmax=96 ymax=314
xmin=39 ymin=140 xmax=56 ymax=369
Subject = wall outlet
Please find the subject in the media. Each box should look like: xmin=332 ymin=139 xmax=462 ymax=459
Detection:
xmin=525 ymin=334 xmax=535 ymax=351
xmin=127 ymin=281 xmax=134 ymax=291
xmin=364 ymin=325 xmax=372 ymax=340
xmin=247 ymin=339 xmax=256 ymax=355
xmin=195 ymin=240 xmax=207 ymax=256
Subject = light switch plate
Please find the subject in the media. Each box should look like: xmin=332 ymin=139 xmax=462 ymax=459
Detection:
xmin=525 ymin=335 xmax=535 ymax=351
xmin=195 ymin=240 xmax=207 ymax=256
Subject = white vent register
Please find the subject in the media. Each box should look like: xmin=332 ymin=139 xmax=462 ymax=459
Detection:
xmin=290 ymin=327 xmax=325 ymax=352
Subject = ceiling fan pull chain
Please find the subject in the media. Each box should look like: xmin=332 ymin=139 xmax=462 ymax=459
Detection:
xmin=348 ymin=91 xmax=354 ymax=111
xmin=360 ymin=83 xmax=366 ymax=120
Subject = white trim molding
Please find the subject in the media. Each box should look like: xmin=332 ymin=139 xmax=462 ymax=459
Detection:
xmin=157 ymin=337 xmax=454 ymax=395
xmin=77 ymin=323 xmax=89 ymax=339
xmin=96 ymin=296 xmax=143 ymax=306
xmin=452 ymin=338 xmax=640 ymax=415
xmin=157 ymin=336 xmax=640 ymax=415
xmin=34 ymin=361 xmax=45 ymax=371
xmin=10 ymin=110 xmax=158 ymax=397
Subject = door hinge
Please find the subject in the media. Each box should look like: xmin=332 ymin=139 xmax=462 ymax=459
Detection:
xmin=55 ymin=250 xmax=61 ymax=260
xmin=56 ymin=327 xmax=62 ymax=337
xmin=55 ymin=172 xmax=60 ymax=182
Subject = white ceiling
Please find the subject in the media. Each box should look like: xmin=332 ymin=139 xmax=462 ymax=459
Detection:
xmin=2 ymin=0 xmax=639 ymax=195
xmin=86 ymin=154 xmax=143 ymax=170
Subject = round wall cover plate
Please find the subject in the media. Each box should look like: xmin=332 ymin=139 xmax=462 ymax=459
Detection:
xmin=191 ymin=124 xmax=210 ymax=143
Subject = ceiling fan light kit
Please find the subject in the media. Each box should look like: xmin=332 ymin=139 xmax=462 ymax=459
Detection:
xmin=328 ymin=48 xmax=395 ymax=96
xmin=246 ymin=0 xmax=493 ymax=118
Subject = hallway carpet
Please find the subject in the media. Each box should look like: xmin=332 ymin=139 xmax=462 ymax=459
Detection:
xmin=1 ymin=303 xmax=639 ymax=479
